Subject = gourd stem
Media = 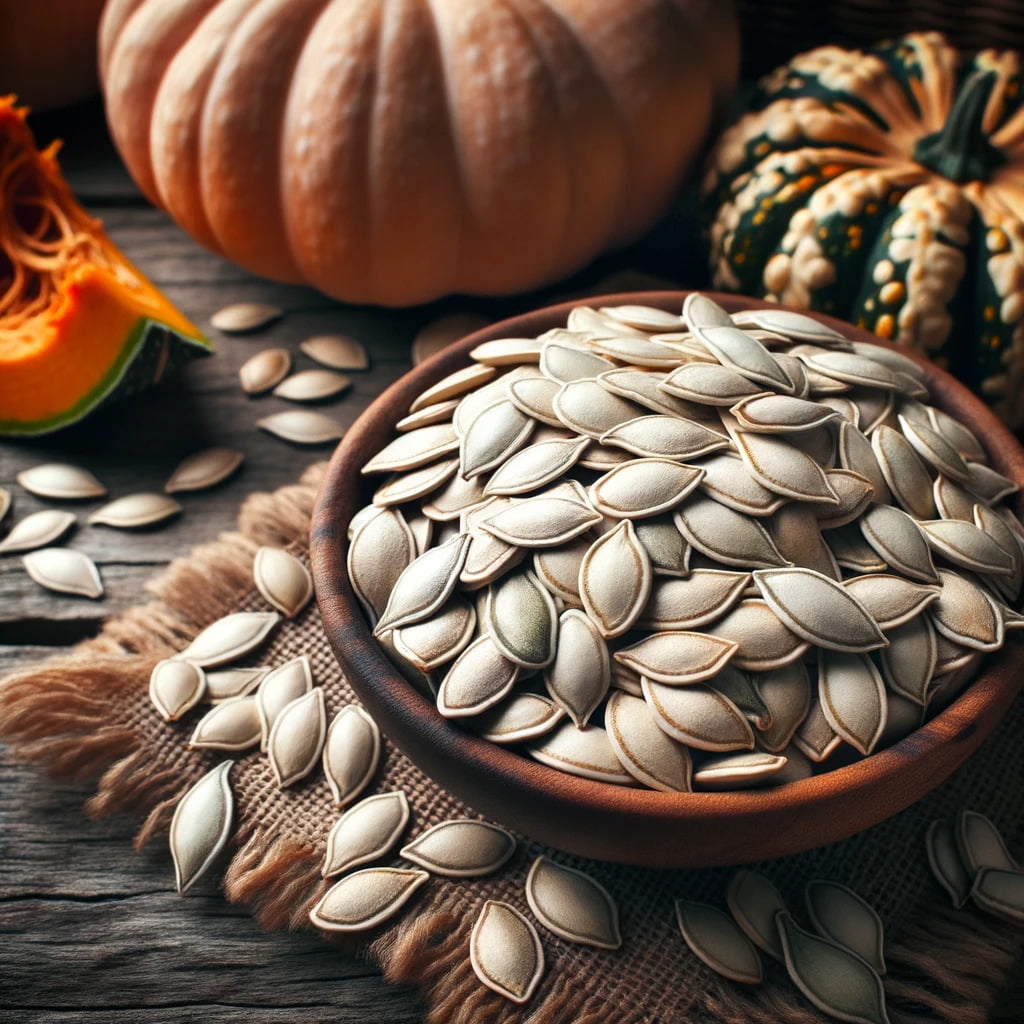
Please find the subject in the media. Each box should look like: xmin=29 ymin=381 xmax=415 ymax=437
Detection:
xmin=913 ymin=70 xmax=1004 ymax=183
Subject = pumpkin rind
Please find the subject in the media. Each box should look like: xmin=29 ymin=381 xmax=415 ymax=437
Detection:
xmin=99 ymin=0 xmax=738 ymax=307
xmin=703 ymin=32 xmax=1024 ymax=426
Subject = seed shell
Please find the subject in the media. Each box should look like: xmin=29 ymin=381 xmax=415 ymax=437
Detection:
xmin=818 ymin=651 xmax=887 ymax=756
xmin=930 ymin=570 xmax=1003 ymax=651
xmin=638 ymin=570 xmax=749 ymax=631
xmin=605 ymin=690 xmax=693 ymax=791
xmin=859 ymin=505 xmax=937 ymax=583
xmin=601 ymin=302 xmax=685 ymax=331
xmin=348 ymin=507 xmax=417 ymax=621
xmin=805 ymin=880 xmax=886 ymax=975
xmin=675 ymin=900 xmax=763 ymax=984
xmin=178 ymin=611 xmax=279 ymax=668
xmin=310 ymin=867 xmax=429 ymax=932
xmin=599 ymin=367 xmax=709 ymax=419
xmin=970 ymin=868 xmax=1024 ymax=924
xmin=543 ymin=608 xmax=610 ymax=726
xmin=23 ymin=547 xmax=103 ymax=599
xmin=470 ymin=901 xmax=545 ymax=1005
xmin=267 ymin=688 xmax=327 ymax=788
xmin=642 ymin=680 xmax=755 ymax=751
xmin=840 ymin=575 xmax=940 ymax=630
xmin=506 ymin=375 xmax=564 ymax=428
xmin=487 ymin=570 xmax=558 ymax=669
xmin=484 ymin=437 xmax=589 ymax=496
xmin=400 ymin=820 xmax=516 ymax=878
xmin=481 ymin=496 xmax=600 ymax=548
xmin=204 ymin=666 xmax=268 ymax=703
xmin=634 ymin=517 xmax=691 ymax=576
xmin=601 ymin=416 xmax=729 ymax=460
xmin=731 ymin=394 xmax=840 ymax=432
xmin=210 ymin=301 xmax=280 ymax=332
xmin=409 ymin=363 xmax=496 ymax=412
xmin=725 ymin=870 xmax=787 ymax=960
xmin=965 ymin=461 xmax=1018 ymax=503
xmin=322 ymin=791 xmax=410 ymax=877
xmin=165 ymin=447 xmax=244 ymax=492
xmin=437 ymin=633 xmax=520 ymax=717
xmin=373 ymin=458 xmax=459 ymax=508
xmin=793 ymin=698 xmax=843 ymax=763
xmin=255 ymin=656 xmax=313 ymax=749
xmin=0 ymin=509 xmax=76 ymax=554
xmin=257 ymin=410 xmax=344 ymax=444
xmin=239 ymin=347 xmax=291 ymax=394
xmin=525 ymin=721 xmax=634 ymax=784
xmin=150 ymin=658 xmax=206 ymax=721
xmin=925 ymin=819 xmax=972 ymax=909
xmin=189 ymin=696 xmax=262 ymax=752
xmin=590 ymin=459 xmax=704 ymax=519
xmin=697 ymin=454 xmax=786 ymax=517
xmin=169 ymin=761 xmax=234 ymax=894
xmin=683 ymin=292 xmax=735 ymax=330
xmin=578 ymin=520 xmax=651 ymax=638
xmin=731 ymin=430 xmax=840 ymax=505
xmin=693 ymin=751 xmax=788 ymax=789
xmin=525 ymin=856 xmax=621 ymax=949
xmin=552 ymin=379 xmax=644 ymax=438
xmin=395 ymin=399 xmax=460 ymax=432
xmin=273 ymin=368 xmax=352 ymax=402
xmin=660 ymin=361 xmax=767 ymax=405
xmin=362 ymin=423 xmax=459 ymax=475
xmin=460 ymin=400 xmax=534 ymax=478
xmin=540 ymin=340 xmax=615 ymax=382
xmin=710 ymin=599 xmax=810 ymax=671
xmin=17 ymin=463 xmax=106 ymax=499
xmin=475 ymin=693 xmax=565 ymax=744
xmin=89 ymin=493 xmax=182 ymax=529
xmin=253 ymin=546 xmax=313 ymax=618
xmin=871 ymin=425 xmax=935 ymax=520
xmin=674 ymin=496 xmax=790 ymax=569
xmin=615 ymin=630 xmax=738 ymax=686
xmin=392 ymin=595 xmax=476 ymax=672
xmin=880 ymin=617 xmax=936 ymax=705
xmin=693 ymin=324 xmax=790 ymax=390
xmin=918 ymin=519 xmax=1016 ymax=576
xmin=469 ymin=337 xmax=543 ymax=366
xmin=300 ymin=333 xmax=369 ymax=370
xmin=956 ymin=810 xmax=1019 ymax=874
xmin=323 ymin=704 xmax=381 ymax=805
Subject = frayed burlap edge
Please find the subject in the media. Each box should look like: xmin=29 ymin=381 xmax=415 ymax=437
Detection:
xmin=1 ymin=462 xmax=1020 ymax=1024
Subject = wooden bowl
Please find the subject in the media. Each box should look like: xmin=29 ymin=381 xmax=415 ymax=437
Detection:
xmin=310 ymin=292 xmax=1024 ymax=868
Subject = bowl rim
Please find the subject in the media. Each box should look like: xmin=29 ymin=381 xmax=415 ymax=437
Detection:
xmin=310 ymin=291 xmax=1024 ymax=862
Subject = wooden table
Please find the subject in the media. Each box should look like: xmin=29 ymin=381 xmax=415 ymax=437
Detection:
xmin=0 ymin=99 xmax=698 ymax=1023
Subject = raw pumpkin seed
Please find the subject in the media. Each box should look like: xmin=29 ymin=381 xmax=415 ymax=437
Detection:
xmin=323 ymin=704 xmax=381 ymax=805
xmin=321 ymin=790 xmax=410 ymax=878
xmin=683 ymin=292 xmax=734 ymax=330
xmin=525 ymin=720 xmax=634 ymax=784
xmin=469 ymin=337 xmax=543 ymax=366
xmin=372 ymin=458 xmax=459 ymax=507
xmin=818 ymin=650 xmax=887 ymax=755
xmin=578 ymin=520 xmax=651 ymax=638
xmin=638 ymin=570 xmax=749 ymax=631
xmin=898 ymin=414 xmax=970 ymax=483
xmin=239 ymin=347 xmax=291 ymax=394
xmin=189 ymin=695 xmax=262 ymax=752
xmin=487 ymin=570 xmax=558 ymax=668
xmin=169 ymin=761 xmax=234 ymax=894
xmin=841 ymin=574 xmax=940 ymax=630
xmin=210 ymin=301 xmax=281 ymax=332
xmin=310 ymin=867 xmax=429 ymax=932
xmin=461 ymin=529 xmax=523 ymax=590
xmin=400 ymin=820 xmax=516 ymax=878
xmin=805 ymin=880 xmax=886 ymax=975
xmin=643 ymin=680 xmax=755 ymax=751
xmin=412 ymin=313 xmax=489 ymax=365
xmin=661 ymin=361 xmax=767 ymax=405
xmin=17 ymin=463 xmax=106 ymax=500
xmin=696 ymin=453 xmax=785 ymax=517
xmin=731 ymin=393 xmax=840 ymax=433
xmin=880 ymin=617 xmax=937 ymax=705
xmin=755 ymin=663 xmax=811 ymax=753
xmin=474 ymin=692 xmax=564 ymax=744
xmin=469 ymin=901 xmax=545 ymax=1004
xmin=956 ymin=810 xmax=1019 ymax=873
xmin=395 ymin=399 xmax=460 ymax=432
xmin=799 ymin=349 xmax=900 ymax=392
xmin=178 ymin=611 xmax=279 ymax=668
xmin=836 ymin=421 xmax=891 ymax=504
xmin=599 ymin=367 xmax=709 ymax=419
xmin=392 ymin=595 xmax=475 ymax=672
xmin=693 ymin=324 xmax=791 ymax=391
xmin=675 ymin=900 xmax=763 ymax=984
xmin=150 ymin=658 xmax=206 ymax=721
xmin=633 ymin=517 xmax=691 ymax=576
xmin=506 ymin=375 xmax=564 ymax=428
xmin=481 ymin=496 xmax=600 ymax=548
xmin=552 ymin=378 xmax=644 ymax=438
xmin=919 ymin=519 xmax=1016 ymax=576
xmin=300 ymin=333 xmax=369 ymax=370
xmin=256 ymin=410 xmax=344 ymax=445
xmin=525 ymin=856 xmax=621 ymax=949
xmin=348 ymin=507 xmax=416 ymax=621
xmin=268 ymin=688 xmax=327 ymax=787
xmin=693 ymin=751 xmax=788 ymax=789
xmin=725 ymin=870 xmax=787 ymax=960
xmin=252 ymin=546 xmax=313 ymax=618
xmin=925 ymin=819 xmax=972 ymax=908
xmin=362 ymin=423 xmax=459 ymax=475
xmin=615 ymin=628 xmax=738 ymax=686
xmin=710 ymin=666 xmax=772 ymax=730
xmin=0 ymin=509 xmax=76 ymax=554
xmin=601 ymin=415 xmax=728 ymax=460
xmin=460 ymin=400 xmax=535 ymax=478
xmin=540 ymin=340 xmax=616 ymax=382
xmin=731 ymin=429 xmax=839 ymax=505
xmin=204 ymin=666 xmax=268 ymax=703
xmin=871 ymin=425 xmax=936 ymax=520
xmin=255 ymin=656 xmax=313 ymax=749
xmin=970 ymin=868 xmax=1024 ymax=924
xmin=604 ymin=690 xmax=692 ymax=791
xmin=484 ymin=437 xmax=588 ymax=496
xmin=273 ymin=368 xmax=352 ymax=402
xmin=590 ymin=458 xmax=704 ymax=519
xmin=859 ymin=505 xmax=937 ymax=583
xmin=591 ymin=333 xmax=682 ymax=367
xmin=733 ymin=308 xmax=850 ymax=346
xmin=930 ymin=570 xmax=1003 ymax=651
xmin=543 ymin=608 xmax=610 ymax=726
xmin=709 ymin=599 xmax=810 ymax=671
xmin=409 ymin=363 xmax=496 ymax=411
xmin=165 ymin=447 xmax=244 ymax=492
xmin=674 ymin=496 xmax=789 ymax=569
xmin=601 ymin=302 xmax=684 ymax=331
xmin=793 ymin=699 xmax=843 ymax=763
xmin=436 ymin=633 xmax=520 ymax=717
xmin=770 ymin=504 xmax=841 ymax=579
xmin=89 ymin=493 xmax=182 ymax=529
xmin=23 ymin=547 xmax=103 ymax=599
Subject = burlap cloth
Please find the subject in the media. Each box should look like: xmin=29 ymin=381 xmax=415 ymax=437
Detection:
xmin=1 ymin=461 xmax=1021 ymax=1024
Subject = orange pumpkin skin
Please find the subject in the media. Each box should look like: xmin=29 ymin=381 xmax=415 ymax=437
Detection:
xmin=99 ymin=0 xmax=738 ymax=306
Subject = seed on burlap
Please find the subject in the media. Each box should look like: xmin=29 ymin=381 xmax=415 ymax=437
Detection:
xmin=89 ymin=493 xmax=182 ymax=529
xmin=675 ymin=900 xmax=763 ymax=984
xmin=777 ymin=911 xmax=891 ymax=1024
xmin=23 ymin=547 xmax=103 ymax=599
xmin=17 ymin=463 xmax=106 ymax=499
xmin=253 ymin=546 xmax=313 ymax=618
xmin=525 ymin=856 xmax=621 ymax=949
xmin=970 ymin=868 xmax=1024 ymax=924
xmin=189 ymin=695 xmax=262 ymax=752
xmin=725 ymin=870 xmax=787 ymax=960
xmin=321 ymin=791 xmax=410 ymax=878
xmin=818 ymin=650 xmax=887 ymax=756
xmin=165 ymin=447 xmax=245 ymax=492
xmin=177 ymin=611 xmax=279 ymax=670
xmin=604 ymin=690 xmax=692 ymax=791
xmin=956 ymin=810 xmax=1019 ymax=874
xmin=693 ymin=751 xmax=788 ymax=789
xmin=204 ymin=666 xmax=268 ymax=703
xmin=256 ymin=410 xmax=344 ymax=445
xmin=150 ymin=658 xmax=206 ymax=721
xmin=239 ymin=347 xmax=291 ymax=394
xmin=255 ymin=656 xmax=313 ymax=750
xmin=267 ymin=688 xmax=327 ymax=788
xmin=300 ymin=333 xmax=369 ymax=370
xmin=210 ymin=301 xmax=280 ymax=332
xmin=323 ymin=704 xmax=381 ymax=806
xmin=310 ymin=867 xmax=429 ymax=932
xmin=400 ymin=820 xmax=516 ymax=878
xmin=0 ymin=509 xmax=76 ymax=555
xmin=643 ymin=681 xmax=755 ymax=751
xmin=470 ymin=900 xmax=545 ymax=1004
xmin=805 ymin=880 xmax=886 ymax=975
xmin=925 ymin=819 xmax=972 ymax=909
xmin=169 ymin=761 xmax=234 ymax=895
xmin=273 ymin=368 xmax=352 ymax=402
xmin=525 ymin=720 xmax=633 ymax=784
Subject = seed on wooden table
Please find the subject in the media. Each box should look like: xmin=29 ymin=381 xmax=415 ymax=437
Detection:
xmin=675 ymin=900 xmax=763 ymax=984
xmin=165 ymin=447 xmax=244 ymax=492
xmin=150 ymin=658 xmax=206 ymax=721
xmin=322 ymin=791 xmax=410 ymax=878
xmin=693 ymin=751 xmax=788 ymax=789
xmin=310 ymin=867 xmax=429 ymax=932
xmin=189 ymin=695 xmax=262 ymax=752
xmin=323 ymin=704 xmax=381 ymax=805
xmin=255 ymin=656 xmax=313 ymax=748
xmin=0 ymin=509 xmax=76 ymax=554
xmin=273 ymin=368 xmax=352 ymax=402
xmin=970 ymin=868 xmax=1024 ymax=924
xmin=252 ymin=546 xmax=313 ymax=618
xmin=178 ymin=611 xmax=279 ymax=668
xmin=579 ymin=520 xmax=652 ymax=637
xmin=956 ymin=810 xmax=1019 ymax=874
xmin=257 ymin=410 xmax=344 ymax=444
xmin=642 ymin=680 xmax=754 ymax=751
xmin=210 ymin=301 xmax=281 ymax=333
xmin=17 ymin=463 xmax=106 ymax=499
xmin=239 ymin=347 xmax=291 ymax=394
xmin=805 ymin=880 xmax=886 ymax=974
xmin=169 ymin=761 xmax=234 ymax=895
xmin=204 ymin=666 xmax=268 ymax=702
xmin=300 ymin=333 xmax=369 ymax=370
xmin=470 ymin=901 xmax=545 ymax=1004
xmin=818 ymin=650 xmax=887 ymax=756
xmin=525 ymin=856 xmax=621 ymax=949
xmin=726 ymin=870 xmax=787 ymax=960
xmin=89 ymin=493 xmax=183 ymax=529
xmin=23 ymin=547 xmax=103 ymax=599
xmin=267 ymin=688 xmax=327 ymax=788
xmin=925 ymin=819 xmax=972 ymax=909
xmin=525 ymin=720 xmax=633 ymax=784
xmin=401 ymin=820 xmax=516 ymax=878
xmin=604 ymin=690 xmax=692 ymax=791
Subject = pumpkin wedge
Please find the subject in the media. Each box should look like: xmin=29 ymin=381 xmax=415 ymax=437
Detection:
xmin=0 ymin=97 xmax=209 ymax=436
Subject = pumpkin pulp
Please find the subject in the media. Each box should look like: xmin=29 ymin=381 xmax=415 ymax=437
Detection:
xmin=0 ymin=97 xmax=208 ymax=434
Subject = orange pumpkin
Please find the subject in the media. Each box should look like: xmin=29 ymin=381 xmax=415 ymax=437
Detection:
xmin=99 ymin=0 xmax=738 ymax=306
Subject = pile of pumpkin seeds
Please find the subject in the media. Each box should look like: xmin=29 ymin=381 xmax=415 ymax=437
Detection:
xmin=350 ymin=293 xmax=1024 ymax=792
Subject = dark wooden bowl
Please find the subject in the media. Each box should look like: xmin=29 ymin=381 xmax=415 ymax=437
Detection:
xmin=310 ymin=292 xmax=1024 ymax=868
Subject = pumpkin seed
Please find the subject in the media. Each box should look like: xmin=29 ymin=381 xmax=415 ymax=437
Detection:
xmin=578 ymin=521 xmax=651 ymax=637
xmin=210 ymin=301 xmax=280 ymax=332
xmin=638 ymin=570 xmax=749 ymax=631
xmin=256 ymin=409 xmax=344 ymax=444
xmin=401 ymin=819 xmax=516 ymax=878
xmin=165 ymin=447 xmax=244 ymax=492
xmin=734 ymin=308 xmax=850 ymax=346
xmin=361 ymin=423 xmax=459 ymax=475
xmin=474 ymin=692 xmax=564 ymax=744
xmin=694 ymin=750 xmax=789 ymax=789
xmin=806 ymin=880 xmax=886 ymax=975
xmin=800 ymin=349 xmax=900 ymax=393
xmin=525 ymin=720 xmax=634 ymax=784
xmin=169 ymin=761 xmax=233 ymax=894
xmin=255 ymin=656 xmax=313 ymax=749
xmin=604 ymin=690 xmax=692 ymax=791
xmin=615 ymin=624 xmax=738 ymax=686
xmin=590 ymin=459 xmax=705 ymax=520
xmin=731 ymin=394 xmax=840 ymax=433
xmin=633 ymin=517 xmax=691 ymax=576
xmin=204 ymin=666 xmax=268 ymax=703
xmin=965 ymin=461 xmax=1018 ymax=503
xmin=850 ymin=386 xmax=896 ymax=434
xmin=481 ymin=496 xmax=600 ymax=548
xmin=17 ymin=463 xmax=106 ymax=500
xmin=252 ymin=546 xmax=313 ymax=618
xmin=871 ymin=425 xmax=936 ymax=520
xmin=89 ymin=492 xmax=182 ymax=529
xmin=880 ymin=617 xmax=937 ymax=705
xmin=859 ymin=505 xmax=937 ymax=583
xmin=661 ymin=361 xmax=767 ymax=406
xmin=532 ymin=536 xmax=589 ymax=603
xmin=769 ymin=504 xmax=841 ymax=580
xmin=725 ymin=870 xmax=787 ymax=960
xmin=898 ymin=415 xmax=970 ymax=483
xmin=323 ymin=704 xmax=381 ymax=807
xmin=794 ymin=698 xmax=843 ymax=763
xmin=392 ymin=596 xmax=475 ymax=672
xmin=602 ymin=303 xmax=685 ymax=331
xmin=601 ymin=415 xmax=728 ymax=460
xmin=696 ymin=454 xmax=785 ymax=517
xmin=420 ymin=472 xmax=485 ymax=522
xmin=0 ymin=509 xmax=76 ymax=554
xmin=310 ymin=867 xmax=429 ymax=932
xmin=709 ymin=599 xmax=810 ymax=671
xmin=23 ymin=547 xmax=103 ymax=599
xmin=395 ymin=399 xmax=460 ymax=432
xmin=682 ymin=292 xmax=734 ymax=329
xmin=150 ymin=658 xmax=206 ymax=721
xmin=755 ymin=663 xmax=811 ymax=753
xmin=239 ymin=347 xmax=291 ymax=394
xmin=970 ymin=868 xmax=1024 ymax=924
xmin=462 ymin=400 xmax=535 ymax=479
xmin=919 ymin=519 xmax=1016 ymax=576
xmin=927 ymin=406 xmax=987 ymax=462
xmin=820 ymin=395 xmax=860 ymax=425
xmin=598 ymin=367 xmax=708 ymax=419
xmin=468 ymin=337 xmax=542 ymax=366
xmin=590 ymin=334 xmax=682 ymax=367
xmin=407 ymin=514 xmax=434 ymax=555
xmin=436 ymin=633 xmax=520 ymax=717
xmin=348 ymin=507 xmax=416 ymax=621
xmin=818 ymin=650 xmax=887 ymax=755
xmin=694 ymin=324 xmax=792 ymax=391
xmin=412 ymin=313 xmax=489 ymax=365
xmin=933 ymin=475 xmax=976 ymax=521
xmin=524 ymin=855 xmax=621 ymax=950
xmin=777 ymin=911 xmax=891 ymax=1024
xmin=611 ymin=661 xmax=645 ymax=696
xmin=470 ymin=901 xmax=545 ymax=1004
xmin=956 ymin=810 xmax=1019 ymax=874
xmin=925 ymin=819 xmax=972 ymax=908
xmin=461 ymin=529 xmax=523 ymax=590
xmin=930 ymin=570 xmax=1003 ymax=651
xmin=321 ymin=791 xmax=410 ymax=878
xmin=643 ymin=680 xmax=755 ymax=751
xmin=483 ymin=437 xmax=588 ymax=496
xmin=543 ymin=608 xmax=610 ymax=727
xmin=300 ymin=333 xmax=369 ymax=370
xmin=273 ymin=368 xmax=352 ymax=402
xmin=506 ymin=375 xmax=564 ymax=428
xmin=836 ymin=422 xmax=891 ymax=504
xmin=189 ymin=695 xmax=262 ymax=752
xmin=552 ymin=379 xmax=645 ymax=438
xmin=675 ymin=900 xmax=763 ymax=984
xmin=409 ymin=363 xmax=496 ymax=411
xmin=177 ymin=611 xmax=279 ymax=668
xmin=731 ymin=429 xmax=840 ymax=505
xmin=372 ymin=458 xmax=459 ymax=507
xmin=540 ymin=341 xmax=616 ymax=383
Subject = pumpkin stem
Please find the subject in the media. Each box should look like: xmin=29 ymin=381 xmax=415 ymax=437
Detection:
xmin=913 ymin=70 xmax=1004 ymax=183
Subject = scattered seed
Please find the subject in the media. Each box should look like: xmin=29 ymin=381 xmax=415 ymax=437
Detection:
xmin=178 ymin=611 xmax=279 ymax=668
xmin=169 ymin=761 xmax=234 ymax=895
xmin=189 ymin=695 xmax=262 ymax=752
xmin=210 ymin=301 xmax=281 ymax=333
xmin=255 ymin=656 xmax=313 ymax=749
xmin=204 ymin=666 xmax=268 ymax=703
xmin=956 ymin=810 xmax=1019 ymax=874
xmin=725 ymin=870 xmax=787 ymax=960
xmin=322 ymin=791 xmax=410 ymax=878
xmin=17 ymin=463 xmax=106 ymax=500
xmin=805 ymin=880 xmax=886 ymax=975
xmin=300 ymin=333 xmax=369 ymax=370
xmin=675 ymin=900 xmax=763 ymax=984
xmin=253 ymin=546 xmax=313 ymax=618
xmin=239 ymin=347 xmax=291 ymax=394
xmin=470 ymin=900 xmax=545 ymax=1004
xmin=273 ymin=368 xmax=352 ymax=402
xmin=165 ymin=447 xmax=244 ymax=492
xmin=149 ymin=658 xmax=206 ymax=721
xmin=401 ymin=819 xmax=516 ymax=878
xmin=526 ymin=856 xmax=621 ymax=949
xmin=89 ymin=493 xmax=182 ymax=529
xmin=257 ymin=410 xmax=344 ymax=444
xmin=925 ymin=819 xmax=972 ymax=908
xmin=267 ymin=688 xmax=327 ymax=788
xmin=310 ymin=867 xmax=429 ymax=932
xmin=970 ymin=867 xmax=1024 ymax=924
xmin=0 ymin=509 xmax=76 ymax=555
xmin=23 ymin=547 xmax=103 ymax=598
xmin=323 ymin=704 xmax=381 ymax=805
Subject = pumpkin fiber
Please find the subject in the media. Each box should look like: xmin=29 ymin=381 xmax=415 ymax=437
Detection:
xmin=702 ymin=32 xmax=1024 ymax=427
xmin=0 ymin=98 xmax=209 ymax=437
xmin=99 ymin=0 xmax=738 ymax=307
